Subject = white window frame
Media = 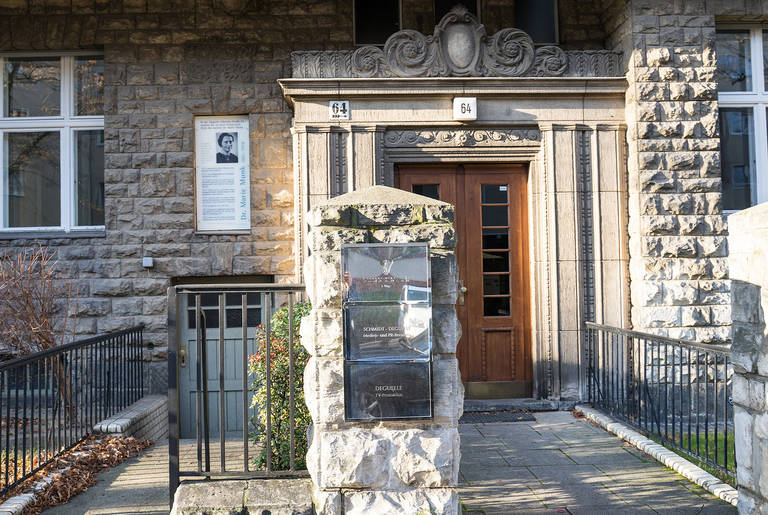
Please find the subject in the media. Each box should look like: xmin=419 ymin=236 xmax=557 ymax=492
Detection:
xmin=0 ymin=51 xmax=104 ymax=235
xmin=717 ymin=26 xmax=768 ymax=210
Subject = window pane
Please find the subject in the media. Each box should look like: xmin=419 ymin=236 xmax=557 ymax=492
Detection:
xmin=483 ymin=274 xmax=510 ymax=295
xmin=482 ymin=228 xmax=508 ymax=249
xmin=74 ymin=56 xmax=104 ymax=116
xmin=483 ymin=251 xmax=509 ymax=273
xmin=715 ymin=29 xmax=752 ymax=92
xmin=481 ymin=184 xmax=508 ymax=203
xmin=5 ymin=132 xmax=60 ymax=227
xmin=482 ymin=205 xmax=508 ymax=226
xmin=514 ymin=0 xmax=557 ymax=44
xmin=4 ymin=58 xmax=61 ymax=117
xmin=719 ymin=108 xmax=755 ymax=210
xmin=355 ymin=0 xmax=399 ymax=45
xmin=75 ymin=130 xmax=104 ymax=226
xmin=484 ymin=297 xmax=510 ymax=317
xmin=412 ymin=184 xmax=440 ymax=200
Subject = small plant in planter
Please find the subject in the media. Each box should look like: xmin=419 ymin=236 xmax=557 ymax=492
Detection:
xmin=248 ymin=301 xmax=311 ymax=471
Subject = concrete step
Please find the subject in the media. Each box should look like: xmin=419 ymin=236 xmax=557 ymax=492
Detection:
xmin=462 ymin=398 xmax=578 ymax=412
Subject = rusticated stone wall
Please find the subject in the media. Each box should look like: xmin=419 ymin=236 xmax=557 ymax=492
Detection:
xmin=0 ymin=0 xmax=613 ymax=393
xmin=617 ymin=1 xmax=730 ymax=342
xmin=302 ymin=186 xmax=462 ymax=514
xmin=0 ymin=1 xmax=354 ymax=390
xmin=728 ymin=204 xmax=768 ymax=515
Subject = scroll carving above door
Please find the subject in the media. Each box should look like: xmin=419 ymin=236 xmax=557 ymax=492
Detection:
xmin=291 ymin=5 xmax=622 ymax=79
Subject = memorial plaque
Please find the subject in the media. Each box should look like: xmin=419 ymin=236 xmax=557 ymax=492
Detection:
xmin=344 ymin=361 xmax=432 ymax=421
xmin=342 ymin=244 xmax=430 ymax=304
xmin=345 ymin=304 xmax=432 ymax=360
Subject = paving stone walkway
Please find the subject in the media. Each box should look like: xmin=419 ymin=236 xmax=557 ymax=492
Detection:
xmin=45 ymin=411 xmax=737 ymax=514
xmin=458 ymin=411 xmax=737 ymax=514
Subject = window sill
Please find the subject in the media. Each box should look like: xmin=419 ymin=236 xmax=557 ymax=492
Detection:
xmin=0 ymin=228 xmax=106 ymax=240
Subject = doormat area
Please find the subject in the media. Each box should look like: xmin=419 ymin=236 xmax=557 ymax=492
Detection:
xmin=459 ymin=410 xmax=535 ymax=424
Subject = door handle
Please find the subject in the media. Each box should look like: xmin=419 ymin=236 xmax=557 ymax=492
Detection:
xmin=180 ymin=343 xmax=187 ymax=368
xmin=458 ymin=281 xmax=467 ymax=305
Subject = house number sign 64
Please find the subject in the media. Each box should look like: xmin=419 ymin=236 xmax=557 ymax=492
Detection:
xmin=329 ymin=100 xmax=350 ymax=120
xmin=453 ymin=97 xmax=477 ymax=121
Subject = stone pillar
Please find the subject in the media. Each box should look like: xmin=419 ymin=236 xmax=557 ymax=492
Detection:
xmin=728 ymin=204 xmax=768 ymax=514
xmin=622 ymin=2 xmax=730 ymax=342
xmin=301 ymin=185 xmax=462 ymax=514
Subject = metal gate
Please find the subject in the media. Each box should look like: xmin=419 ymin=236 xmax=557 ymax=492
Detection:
xmin=167 ymin=283 xmax=308 ymax=504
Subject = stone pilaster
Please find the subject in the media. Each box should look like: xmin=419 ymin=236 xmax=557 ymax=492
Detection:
xmin=301 ymin=185 xmax=462 ymax=514
xmin=728 ymin=204 xmax=768 ymax=514
xmin=623 ymin=1 xmax=729 ymax=342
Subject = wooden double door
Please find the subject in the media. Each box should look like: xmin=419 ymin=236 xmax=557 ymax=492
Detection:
xmin=396 ymin=164 xmax=532 ymax=398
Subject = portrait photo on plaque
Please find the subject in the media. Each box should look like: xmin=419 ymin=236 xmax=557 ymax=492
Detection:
xmin=341 ymin=243 xmax=430 ymax=304
xmin=345 ymin=304 xmax=431 ymax=360
xmin=344 ymin=361 xmax=432 ymax=421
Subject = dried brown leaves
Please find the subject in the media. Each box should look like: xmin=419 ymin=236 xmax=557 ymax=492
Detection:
xmin=0 ymin=435 xmax=152 ymax=515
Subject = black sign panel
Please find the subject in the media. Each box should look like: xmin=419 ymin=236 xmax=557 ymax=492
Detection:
xmin=345 ymin=304 xmax=431 ymax=360
xmin=341 ymin=243 xmax=433 ymax=422
xmin=344 ymin=361 xmax=432 ymax=421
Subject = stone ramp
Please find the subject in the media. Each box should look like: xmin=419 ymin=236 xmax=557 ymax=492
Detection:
xmin=458 ymin=411 xmax=737 ymax=514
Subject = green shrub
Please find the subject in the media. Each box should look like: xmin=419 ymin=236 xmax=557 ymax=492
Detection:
xmin=248 ymin=301 xmax=311 ymax=470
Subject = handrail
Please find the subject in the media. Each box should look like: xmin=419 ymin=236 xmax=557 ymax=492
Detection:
xmin=0 ymin=325 xmax=146 ymax=372
xmin=584 ymin=322 xmax=730 ymax=356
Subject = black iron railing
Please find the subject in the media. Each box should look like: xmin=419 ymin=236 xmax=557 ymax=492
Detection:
xmin=0 ymin=326 xmax=145 ymax=495
xmin=167 ymin=284 xmax=308 ymax=504
xmin=586 ymin=322 xmax=734 ymax=479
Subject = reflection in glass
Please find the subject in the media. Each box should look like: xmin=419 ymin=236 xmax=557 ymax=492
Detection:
xmin=5 ymin=132 xmax=60 ymax=227
xmin=75 ymin=56 xmax=104 ymax=116
xmin=76 ymin=130 xmax=105 ymax=226
xmin=345 ymin=304 xmax=431 ymax=360
xmin=483 ymin=251 xmax=509 ymax=273
xmin=342 ymin=244 xmax=430 ymax=303
xmin=483 ymin=274 xmax=510 ymax=295
xmin=344 ymin=361 xmax=431 ymax=420
xmin=719 ymin=107 xmax=755 ymax=209
xmin=482 ymin=228 xmax=508 ymax=249
xmin=481 ymin=184 xmax=508 ymax=203
xmin=4 ymin=58 xmax=61 ymax=117
xmin=715 ymin=30 xmax=752 ymax=92
xmin=484 ymin=297 xmax=510 ymax=317
xmin=412 ymin=184 xmax=440 ymax=200
xmin=482 ymin=205 xmax=508 ymax=227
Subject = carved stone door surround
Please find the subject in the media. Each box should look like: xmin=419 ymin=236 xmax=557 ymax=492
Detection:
xmin=279 ymin=7 xmax=629 ymax=400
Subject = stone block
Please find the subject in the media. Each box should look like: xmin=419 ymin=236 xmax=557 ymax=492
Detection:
xmin=432 ymin=305 xmax=461 ymax=354
xmin=304 ymin=252 xmax=342 ymax=309
xmin=307 ymin=206 xmax=351 ymax=227
xmin=307 ymin=227 xmax=367 ymax=252
xmin=370 ymin=225 xmax=456 ymax=248
xmin=343 ymin=489 xmax=459 ymax=515
xmin=299 ymin=309 xmax=343 ymax=357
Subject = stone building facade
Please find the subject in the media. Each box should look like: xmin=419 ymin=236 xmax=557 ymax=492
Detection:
xmin=0 ymin=0 xmax=763 ymax=399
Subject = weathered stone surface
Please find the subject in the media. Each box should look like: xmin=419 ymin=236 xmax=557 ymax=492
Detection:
xmin=370 ymin=225 xmax=456 ymax=248
xmin=343 ymin=489 xmax=459 ymax=515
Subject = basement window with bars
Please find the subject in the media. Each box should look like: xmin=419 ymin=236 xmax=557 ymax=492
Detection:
xmin=0 ymin=54 xmax=104 ymax=234
xmin=715 ymin=27 xmax=768 ymax=210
